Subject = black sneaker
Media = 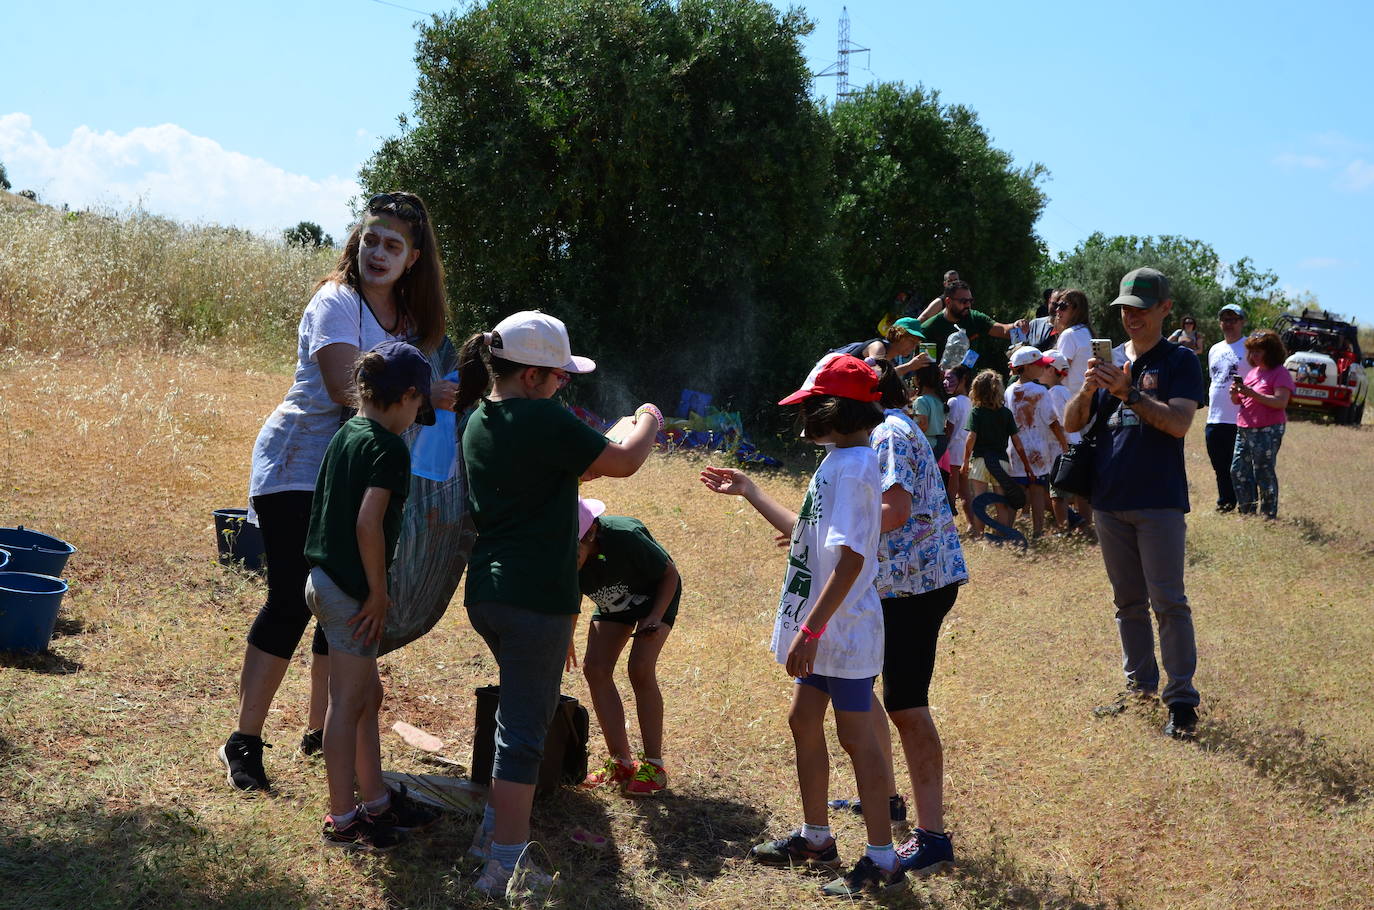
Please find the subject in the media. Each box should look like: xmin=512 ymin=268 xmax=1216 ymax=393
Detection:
xmin=364 ymin=783 xmax=442 ymax=832
xmin=298 ymin=728 xmax=323 ymax=758
xmin=820 ymin=855 xmax=907 ymax=898
xmin=749 ymin=831 xmax=842 ymax=871
xmin=219 ymin=732 xmax=272 ymax=791
xmin=322 ymin=811 xmax=405 ymax=852
xmin=1164 ymin=704 xmax=1198 ymax=740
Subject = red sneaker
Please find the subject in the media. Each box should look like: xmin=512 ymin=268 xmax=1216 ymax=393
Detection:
xmin=623 ymin=758 xmax=667 ymax=797
xmin=581 ymin=756 xmax=633 ymax=790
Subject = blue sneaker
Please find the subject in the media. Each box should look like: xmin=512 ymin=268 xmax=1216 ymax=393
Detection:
xmin=896 ymin=828 xmax=954 ymax=877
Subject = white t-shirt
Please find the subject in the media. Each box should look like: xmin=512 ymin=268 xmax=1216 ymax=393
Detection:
xmin=945 ymin=395 xmax=971 ymax=466
xmin=248 ymin=282 xmax=406 ymax=502
xmin=1056 ymin=324 xmax=1092 ymax=394
xmin=1004 ymin=380 xmax=1061 ymax=477
xmin=1207 ymin=337 xmax=1249 ymax=424
xmin=1048 ymin=384 xmax=1080 ymax=445
xmin=773 ymin=444 xmax=883 ymax=679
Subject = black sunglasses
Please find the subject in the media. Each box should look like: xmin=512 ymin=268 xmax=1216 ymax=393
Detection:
xmin=367 ymin=192 xmax=427 ymax=225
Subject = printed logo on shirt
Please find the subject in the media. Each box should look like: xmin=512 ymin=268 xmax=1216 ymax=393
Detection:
xmin=589 ymin=583 xmax=648 ymax=614
xmin=1108 ymin=407 xmax=1141 ymax=429
xmin=1140 ymin=370 xmax=1159 ymax=392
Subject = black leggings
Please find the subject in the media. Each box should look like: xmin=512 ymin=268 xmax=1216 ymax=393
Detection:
xmin=880 ymin=584 xmax=959 ymax=711
xmin=247 ymin=490 xmax=328 ymax=659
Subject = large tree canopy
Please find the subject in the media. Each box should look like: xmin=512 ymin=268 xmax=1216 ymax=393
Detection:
xmin=364 ymin=0 xmax=838 ymax=419
xmin=1041 ymin=232 xmax=1292 ymax=342
xmin=829 ymin=83 xmax=1048 ymax=335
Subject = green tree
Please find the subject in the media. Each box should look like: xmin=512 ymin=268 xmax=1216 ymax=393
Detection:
xmin=829 ymin=83 xmax=1048 ymax=337
xmin=363 ymin=0 xmax=838 ymax=421
xmin=283 ymin=220 xmax=333 ymax=248
xmin=1041 ymin=233 xmax=1294 ymax=343
xmin=0 ymin=161 xmax=11 ymax=192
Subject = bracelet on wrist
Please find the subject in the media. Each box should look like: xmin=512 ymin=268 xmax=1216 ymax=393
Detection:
xmin=800 ymin=621 xmax=826 ymax=641
xmin=635 ymin=403 xmax=664 ymax=430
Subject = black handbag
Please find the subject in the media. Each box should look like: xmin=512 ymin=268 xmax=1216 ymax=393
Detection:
xmin=1051 ymin=394 xmax=1120 ymax=498
xmin=471 ymin=686 xmax=590 ymax=797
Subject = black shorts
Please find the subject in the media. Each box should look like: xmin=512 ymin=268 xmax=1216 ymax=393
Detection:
xmin=880 ymin=584 xmax=959 ymax=711
xmin=246 ymin=491 xmax=328 ymax=659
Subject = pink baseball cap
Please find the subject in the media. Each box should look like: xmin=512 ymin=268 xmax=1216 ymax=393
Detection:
xmin=577 ymin=497 xmax=606 ymax=538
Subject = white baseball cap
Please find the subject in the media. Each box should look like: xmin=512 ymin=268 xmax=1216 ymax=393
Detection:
xmin=1045 ymin=349 xmax=1069 ymax=372
xmin=490 ymin=311 xmax=596 ymax=373
xmin=1009 ymin=346 xmax=1054 ymax=370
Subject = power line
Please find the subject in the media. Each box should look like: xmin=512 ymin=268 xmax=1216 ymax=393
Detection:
xmin=368 ymin=0 xmax=434 ymax=16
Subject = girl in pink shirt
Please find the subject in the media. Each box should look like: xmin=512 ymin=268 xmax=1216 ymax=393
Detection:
xmin=1229 ymin=330 xmax=1294 ymax=518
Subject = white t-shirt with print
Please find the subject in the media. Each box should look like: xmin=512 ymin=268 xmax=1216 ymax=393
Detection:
xmin=945 ymin=395 xmax=971 ymax=466
xmin=1056 ymin=324 xmax=1092 ymax=394
xmin=1207 ymin=337 xmax=1249 ymax=424
xmin=1004 ymin=380 xmax=1061 ymax=477
xmin=772 ymin=444 xmax=883 ymax=680
xmin=1048 ymin=384 xmax=1080 ymax=445
xmin=249 ymin=281 xmax=406 ymax=502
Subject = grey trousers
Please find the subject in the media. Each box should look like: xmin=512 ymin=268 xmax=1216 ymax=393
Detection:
xmin=467 ymin=601 xmax=575 ymax=786
xmin=1093 ymin=508 xmax=1200 ymax=707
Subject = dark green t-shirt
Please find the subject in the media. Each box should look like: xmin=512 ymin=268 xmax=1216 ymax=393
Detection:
xmin=578 ymin=515 xmax=681 ymax=623
xmin=966 ymin=405 xmax=1019 ymax=458
xmin=305 ymin=416 xmax=411 ymax=601
xmin=462 ymin=397 xmax=609 ymax=614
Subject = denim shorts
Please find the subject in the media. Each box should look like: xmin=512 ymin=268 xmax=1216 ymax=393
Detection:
xmin=304 ymin=567 xmax=378 ymax=658
xmin=797 ymin=673 xmax=876 ymax=712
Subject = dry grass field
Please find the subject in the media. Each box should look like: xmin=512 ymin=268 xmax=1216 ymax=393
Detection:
xmin=1 ymin=348 xmax=1373 ymax=910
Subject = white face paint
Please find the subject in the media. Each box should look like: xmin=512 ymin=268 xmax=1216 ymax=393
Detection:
xmin=357 ymin=217 xmax=413 ymax=287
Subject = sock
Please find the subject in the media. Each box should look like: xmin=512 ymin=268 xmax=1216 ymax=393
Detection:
xmin=801 ymin=823 xmax=832 ymax=846
xmin=491 ymin=840 xmax=529 ymax=870
xmin=329 ymin=806 xmax=360 ymax=828
xmin=866 ymin=841 xmax=897 ymax=871
xmin=363 ymin=792 xmax=391 ymax=814
xmin=481 ymin=804 xmax=496 ymax=834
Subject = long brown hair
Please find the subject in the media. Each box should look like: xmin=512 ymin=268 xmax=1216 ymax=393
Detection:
xmin=317 ymin=191 xmax=446 ymax=352
xmin=1057 ymin=289 xmax=1094 ymax=333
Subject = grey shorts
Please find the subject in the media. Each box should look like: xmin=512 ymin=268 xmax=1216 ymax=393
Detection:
xmin=304 ymin=566 xmax=379 ymax=658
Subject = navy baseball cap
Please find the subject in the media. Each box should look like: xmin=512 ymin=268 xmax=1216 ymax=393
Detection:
xmin=365 ymin=340 xmax=435 ymax=425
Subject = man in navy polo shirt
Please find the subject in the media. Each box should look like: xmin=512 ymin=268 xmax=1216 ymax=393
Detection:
xmin=1064 ymin=267 xmax=1206 ymax=739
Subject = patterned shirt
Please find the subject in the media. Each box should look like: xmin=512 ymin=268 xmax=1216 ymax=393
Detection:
xmin=870 ymin=410 xmax=969 ymax=598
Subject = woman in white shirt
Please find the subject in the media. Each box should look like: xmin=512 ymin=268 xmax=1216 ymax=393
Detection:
xmin=1051 ymin=289 xmax=1093 ymax=394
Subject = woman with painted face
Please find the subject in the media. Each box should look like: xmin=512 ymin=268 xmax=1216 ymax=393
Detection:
xmin=220 ymin=192 xmax=453 ymax=793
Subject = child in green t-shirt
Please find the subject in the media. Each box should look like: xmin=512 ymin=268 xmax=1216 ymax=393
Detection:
xmin=304 ymin=341 xmax=441 ymax=852
xmin=960 ymin=370 xmax=1033 ymax=535
xmin=911 ymin=364 xmax=948 ymax=461
xmin=571 ymin=498 xmax=681 ymax=798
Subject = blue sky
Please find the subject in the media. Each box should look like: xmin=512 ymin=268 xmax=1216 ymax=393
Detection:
xmin=3 ymin=0 xmax=1371 ymax=323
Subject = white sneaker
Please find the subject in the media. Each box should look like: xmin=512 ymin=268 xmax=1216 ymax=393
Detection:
xmin=473 ymin=854 xmax=556 ymax=905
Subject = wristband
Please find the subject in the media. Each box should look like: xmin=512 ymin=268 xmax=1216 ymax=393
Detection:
xmin=800 ymin=622 xmax=826 ymax=641
xmin=635 ymin=403 xmax=664 ymax=431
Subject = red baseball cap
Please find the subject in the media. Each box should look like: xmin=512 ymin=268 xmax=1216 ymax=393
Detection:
xmin=779 ymin=353 xmax=882 ymax=405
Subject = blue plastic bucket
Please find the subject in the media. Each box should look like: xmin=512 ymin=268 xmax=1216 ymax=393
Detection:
xmin=676 ymin=389 xmax=713 ymax=419
xmin=0 ymin=572 xmax=68 ymax=652
xmin=213 ymin=509 xmax=266 ymax=573
xmin=0 ymin=527 xmax=76 ymax=577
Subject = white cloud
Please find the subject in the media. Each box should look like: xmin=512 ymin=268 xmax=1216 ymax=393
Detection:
xmin=1339 ymin=159 xmax=1374 ymax=192
xmin=0 ymin=113 xmax=359 ymax=238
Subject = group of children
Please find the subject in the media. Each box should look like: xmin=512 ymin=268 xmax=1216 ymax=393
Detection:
xmin=298 ymin=313 xmax=975 ymax=902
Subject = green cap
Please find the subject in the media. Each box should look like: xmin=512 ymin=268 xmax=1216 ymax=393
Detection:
xmin=1111 ymin=267 xmax=1170 ymax=309
xmin=891 ymin=317 xmax=926 ymax=338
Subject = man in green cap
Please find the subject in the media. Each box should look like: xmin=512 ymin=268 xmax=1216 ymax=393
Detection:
xmin=919 ymin=281 xmax=1028 ymax=373
xmin=1063 ymin=267 xmax=1206 ymax=739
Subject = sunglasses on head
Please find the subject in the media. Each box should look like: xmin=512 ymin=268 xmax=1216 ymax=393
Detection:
xmin=367 ymin=192 xmax=427 ymax=225
xmin=1052 ymin=302 xmax=1071 ymax=311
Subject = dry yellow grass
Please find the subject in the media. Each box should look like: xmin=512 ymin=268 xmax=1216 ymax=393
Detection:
xmin=1 ymin=352 xmax=1372 ymax=909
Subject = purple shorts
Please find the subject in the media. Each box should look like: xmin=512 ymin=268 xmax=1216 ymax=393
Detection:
xmin=796 ymin=673 xmax=876 ymax=712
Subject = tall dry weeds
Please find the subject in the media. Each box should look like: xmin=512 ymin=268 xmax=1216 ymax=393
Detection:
xmin=0 ymin=197 xmax=329 ymax=355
